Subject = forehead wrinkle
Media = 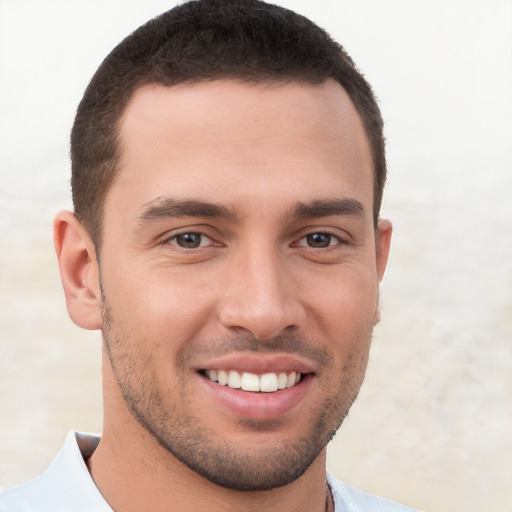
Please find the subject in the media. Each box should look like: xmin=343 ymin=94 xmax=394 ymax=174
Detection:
xmin=136 ymin=197 xmax=240 ymax=225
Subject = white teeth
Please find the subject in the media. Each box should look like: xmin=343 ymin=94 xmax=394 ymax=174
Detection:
xmin=228 ymin=370 xmax=241 ymax=388
xmin=217 ymin=369 xmax=228 ymax=385
xmin=278 ymin=372 xmax=288 ymax=389
xmin=205 ymin=370 xmax=302 ymax=393
xmin=260 ymin=372 xmax=278 ymax=392
xmin=241 ymin=372 xmax=260 ymax=391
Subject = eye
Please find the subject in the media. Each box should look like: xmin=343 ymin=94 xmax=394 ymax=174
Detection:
xmin=169 ymin=232 xmax=212 ymax=249
xmin=297 ymin=232 xmax=339 ymax=248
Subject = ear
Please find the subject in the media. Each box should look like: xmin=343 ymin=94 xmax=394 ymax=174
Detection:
xmin=373 ymin=218 xmax=392 ymax=325
xmin=375 ymin=218 xmax=392 ymax=282
xmin=54 ymin=210 xmax=102 ymax=330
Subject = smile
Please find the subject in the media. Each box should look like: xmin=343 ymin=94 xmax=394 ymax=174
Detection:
xmin=204 ymin=369 xmax=302 ymax=393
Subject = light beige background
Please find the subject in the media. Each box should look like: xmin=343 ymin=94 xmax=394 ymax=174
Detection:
xmin=1 ymin=2 xmax=511 ymax=511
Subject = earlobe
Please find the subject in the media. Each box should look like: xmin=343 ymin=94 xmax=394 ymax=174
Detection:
xmin=372 ymin=220 xmax=392 ymax=326
xmin=375 ymin=219 xmax=392 ymax=282
xmin=54 ymin=210 xmax=102 ymax=330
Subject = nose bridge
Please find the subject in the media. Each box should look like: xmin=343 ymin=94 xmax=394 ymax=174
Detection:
xmin=219 ymin=240 xmax=304 ymax=339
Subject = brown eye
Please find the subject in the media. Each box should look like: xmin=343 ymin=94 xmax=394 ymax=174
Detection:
xmin=306 ymin=233 xmax=333 ymax=248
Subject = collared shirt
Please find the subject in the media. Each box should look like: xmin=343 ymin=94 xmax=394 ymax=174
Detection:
xmin=0 ymin=431 xmax=419 ymax=512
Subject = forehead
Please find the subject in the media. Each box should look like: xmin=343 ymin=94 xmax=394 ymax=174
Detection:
xmin=109 ymin=79 xmax=373 ymax=218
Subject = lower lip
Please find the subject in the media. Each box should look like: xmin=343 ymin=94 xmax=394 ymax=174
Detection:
xmin=199 ymin=373 xmax=313 ymax=420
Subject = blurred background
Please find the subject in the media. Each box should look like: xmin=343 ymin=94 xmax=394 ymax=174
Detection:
xmin=1 ymin=1 xmax=511 ymax=511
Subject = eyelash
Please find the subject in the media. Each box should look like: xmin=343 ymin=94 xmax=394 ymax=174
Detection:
xmin=294 ymin=230 xmax=346 ymax=249
xmin=166 ymin=231 xmax=218 ymax=250
xmin=163 ymin=229 xmax=347 ymax=251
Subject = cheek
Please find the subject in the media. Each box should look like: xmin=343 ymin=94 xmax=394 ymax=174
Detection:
xmin=308 ymin=267 xmax=377 ymax=364
xmin=313 ymin=266 xmax=378 ymax=325
xmin=106 ymin=267 xmax=218 ymax=350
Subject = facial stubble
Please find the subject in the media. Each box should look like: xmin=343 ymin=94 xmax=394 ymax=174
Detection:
xmin=100 ymin=297 xmax=372 ymax=491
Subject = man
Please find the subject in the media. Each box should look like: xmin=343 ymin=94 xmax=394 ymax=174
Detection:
xmin=0 ymin=1 xmax=419 ymax=510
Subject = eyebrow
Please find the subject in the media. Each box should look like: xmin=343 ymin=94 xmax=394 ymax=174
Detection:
xmin=136 ymin=196 xmax=365 ymax=226
xmin=290 ymin=198 xmax=365 ymax=219
xmin=137 ymin=198 xmax=238 ymax=225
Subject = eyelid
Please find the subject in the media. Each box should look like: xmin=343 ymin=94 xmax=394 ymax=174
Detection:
xmin=168 ymin=232 xmax=213 ymax=248
xmin=159 ymin=226 xmax=223 ymax=249
xmin=292 ymin=227 xmax=351 ymax=247
xmin=295 ymin=233 xmax=341 ymax=248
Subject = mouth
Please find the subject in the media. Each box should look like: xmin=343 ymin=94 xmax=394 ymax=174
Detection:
xmin=197 ymin=361 xmax=314 ymax=419
xmin=203 ymin=369 xmax=302 ymax=393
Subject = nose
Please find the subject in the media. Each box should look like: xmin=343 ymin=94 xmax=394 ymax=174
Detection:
xmin=218 ymin=248 xmax=306 ymax=340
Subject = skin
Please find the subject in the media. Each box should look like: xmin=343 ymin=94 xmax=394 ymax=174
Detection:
xmin=54 ymin=79 xmax=392 ymax=512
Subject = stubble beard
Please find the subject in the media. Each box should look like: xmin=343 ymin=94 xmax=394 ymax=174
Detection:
xmin=100 ymin=297 xmax=371 ymax=491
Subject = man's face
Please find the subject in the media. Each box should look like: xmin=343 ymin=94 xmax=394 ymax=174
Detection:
xmin=98 ymin=79 xmax=390 ymax=490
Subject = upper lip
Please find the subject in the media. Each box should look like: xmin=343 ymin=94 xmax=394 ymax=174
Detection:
xmin=195 ymin=353 xmax=316 ymax=375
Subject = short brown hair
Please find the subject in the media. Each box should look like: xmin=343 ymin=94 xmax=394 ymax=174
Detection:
xmin=71 ymin=0 xmax=386 ymax=246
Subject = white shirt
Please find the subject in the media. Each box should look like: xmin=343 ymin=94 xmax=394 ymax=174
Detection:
xmin=0 ymin=431 xmax=419 ymax=512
